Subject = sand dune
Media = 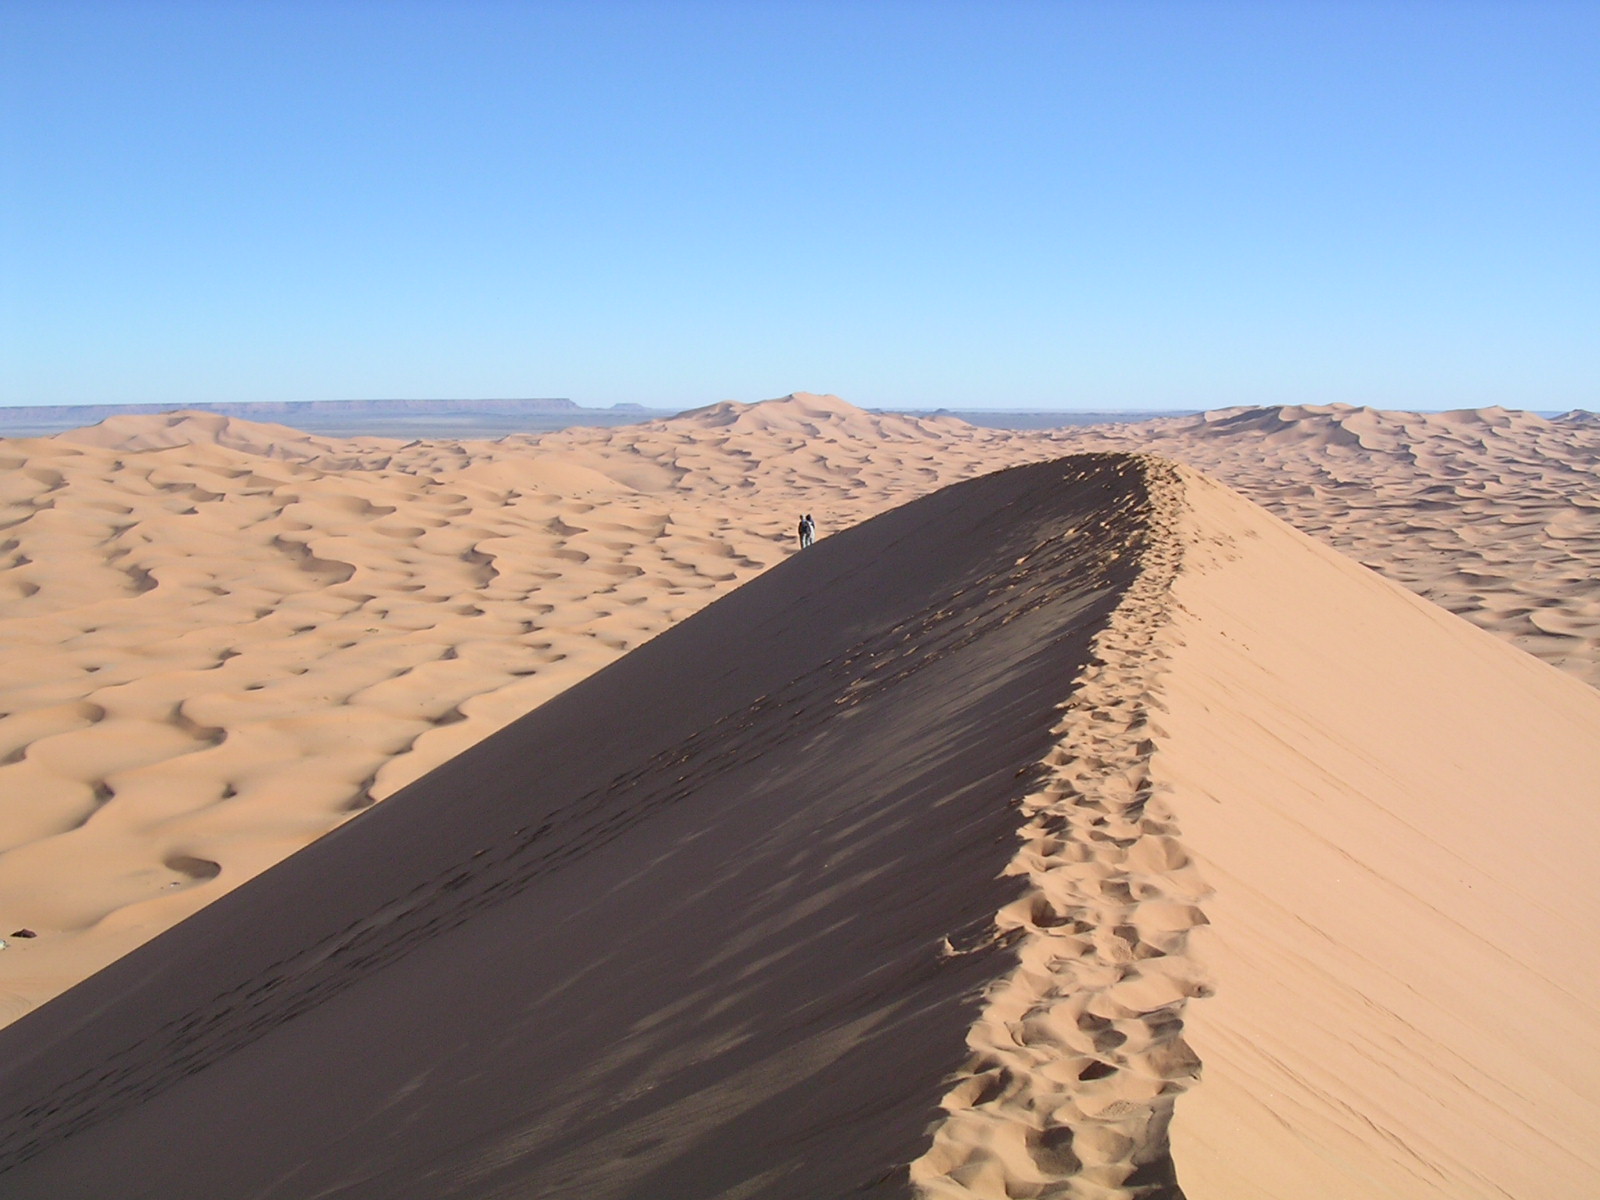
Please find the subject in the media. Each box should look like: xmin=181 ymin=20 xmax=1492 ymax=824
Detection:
xmin=1158 ymin=470 xmax=1600 ymax=1199
xmin=0 ymin=456 xmax=1166 ymax=1197
xmin=0 ymin=452 xmax=1595 ymax=1198
xmin=0 ymin=397 xmax=992 ymax=1019
xmin=0 ymin=393 xmax=1596 ymax=1029
xmin=1046 ymin=403 xmax=1600 ymax=688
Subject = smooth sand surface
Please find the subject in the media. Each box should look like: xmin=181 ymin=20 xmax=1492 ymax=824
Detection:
xmin=1154 ymin=469 xmax=1600 ymax=1199
xmin=0 ymin=394 xmax=1597 ymax=1194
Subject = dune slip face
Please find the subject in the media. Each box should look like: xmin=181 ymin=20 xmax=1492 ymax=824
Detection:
xmin=1153 ymin=467 xmax=1600 ymax=1200
xmin=0 ymin=455 xmax=1183 ymax=1199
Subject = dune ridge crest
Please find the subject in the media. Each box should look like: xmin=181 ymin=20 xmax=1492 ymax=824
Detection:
xmin=913 ymin=455 xmax=1600 ymax=1200
xmin=676 ymin=391 xmax=962 ymax=439
xmin=54 ymin=408 xmax=405 ymax=464
xmin=914 ymin=460 xmax=1203 ymax=1198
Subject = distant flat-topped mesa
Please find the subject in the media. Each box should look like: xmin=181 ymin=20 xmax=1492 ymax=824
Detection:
xmin=2 ymin=398 xmax=581 ymax=422
xmin=0 ymin=398 xmax=668 ymax=437
xmin=0 ymin=455 xmax=1596 ymax=1199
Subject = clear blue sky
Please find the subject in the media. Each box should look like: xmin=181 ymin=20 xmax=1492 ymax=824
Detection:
xmin=2 ymin=1 xmax=1595 ymax=412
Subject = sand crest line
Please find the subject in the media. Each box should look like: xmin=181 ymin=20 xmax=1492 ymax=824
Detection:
xmin=913 ymin=457 xmax=1208 ymax=1198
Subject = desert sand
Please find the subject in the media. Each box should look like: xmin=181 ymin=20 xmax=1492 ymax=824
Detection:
xmin=1051 ymin=404 xmax=1600 ymax=688
xmin=1160 ymin=470 xmax=1600 ymax=1199
xmin=0 ymin=394 xmax=1597 ymax=1195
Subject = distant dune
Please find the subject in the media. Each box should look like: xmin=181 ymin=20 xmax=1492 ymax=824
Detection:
xmin=1056 ymin=403 xmax=1600 ymax=688
xmin=0 ymin=394 xmax=1597 ymax=1195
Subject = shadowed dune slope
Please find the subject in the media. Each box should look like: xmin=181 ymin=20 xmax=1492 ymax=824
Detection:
xmin=0 ymin=456 xmax=1160 ymax=1199
xmin=0 ymin=395 xmax=1003 ymax=1023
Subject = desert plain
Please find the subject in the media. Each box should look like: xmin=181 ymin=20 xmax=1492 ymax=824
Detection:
xmin=0 ymin=393 xmax=1596 ymax=1197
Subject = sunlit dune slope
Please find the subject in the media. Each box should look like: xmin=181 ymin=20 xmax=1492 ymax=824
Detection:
xmin=0 ymin=456 xmax=1164 ymax=1199
xmin=1155 ymin=468 xmax=1600 ymax=1200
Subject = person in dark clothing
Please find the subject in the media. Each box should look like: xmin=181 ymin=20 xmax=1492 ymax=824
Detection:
xmin=798 ymin=514 xmax=815 ymax=548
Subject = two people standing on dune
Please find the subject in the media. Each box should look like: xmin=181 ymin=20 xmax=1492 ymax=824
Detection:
xmin=797 ymin=513 xmax=816 ymax=548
